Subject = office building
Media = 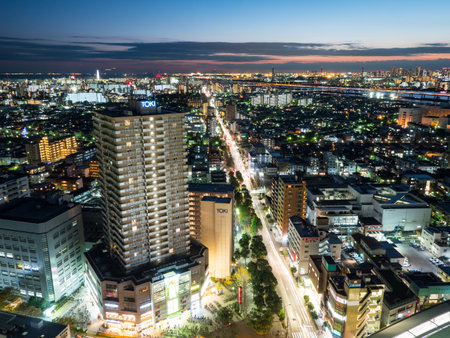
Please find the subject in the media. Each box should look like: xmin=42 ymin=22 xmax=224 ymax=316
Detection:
xmin=271 ymin=175 xmax=306 ymax=236
xmin=199 ymin=196 xmax=233 ymax=279
xmin=287 ymin=216 xmax=319 ymax=274
xmin=85 ymin=99 xmax=208 ymax=331
xmin=25 ymin=136 xmax=78 ymax=164
xmin=0 ymin=198 xmax=84 ymax=303
xmin=0 ymin=175 xmax=30 ymax=205
xmin=187 ymin=183 xmax=234 ymax=240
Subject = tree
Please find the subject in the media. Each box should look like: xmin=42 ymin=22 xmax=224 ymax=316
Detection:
xmin=217 ymin=306 xmax=233 ymax=326
xmin=238 ymin=233 xmax=251 ymax=264
xmin=235 ymin=265 xmax=250 ymax=287
xmin=247 ymin=308 xmax=273 ymax=334
xmin=290 ymin=266 xmax=297 ymax=276
xmin=229 ymin=173 xmax=239 ymax=189
xmin=250 ymin=216 xmax=262 ymax=235
xmin=278 ymin=309 xmax=285 ymax=321
xmin=233 ymin=249 xmax=241 ymax=262
xmin=265 ymin=288 xmax=282 ymax=315
xmin=250 ymin=235 xmax=267 ymax=260
xmin=236 ymin=171 xmax=244 ymax=184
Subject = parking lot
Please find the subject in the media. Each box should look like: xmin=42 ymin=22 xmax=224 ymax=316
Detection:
xmin=395 ymin=244 xmax=441 ymax=275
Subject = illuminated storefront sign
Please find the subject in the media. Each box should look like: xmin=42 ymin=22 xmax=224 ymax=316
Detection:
xmin=141 ymin=100 xmax=157 ymax=108
xmin=164 ymin=272 xmax=180 ymax=316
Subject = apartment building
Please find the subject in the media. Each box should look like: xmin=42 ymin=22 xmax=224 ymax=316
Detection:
xmin=26 ymin=136 xmax=78 ymax=164
xmin=85 ymin=99 xmax=207 ymax=331
xmin=271 ymin=175 xmax=306 ymax=236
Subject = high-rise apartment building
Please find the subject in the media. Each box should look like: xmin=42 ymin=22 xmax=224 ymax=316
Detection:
xmin=0 ymin=198 xmax=85 ymax=303
xmin=199 ymin=196 xmax=233 ymax=279
xmin=85 ymin=99 xmax=207 ymax=331
xmin=270 ymin=175 xmax=306 ymax=236
xmin=94 ymin=101 xmax=190 ymax=270
xmin=187 ymin=183 xmax=234 ymax=240
xmin=25 ymin=136 xmax=78 ymax=164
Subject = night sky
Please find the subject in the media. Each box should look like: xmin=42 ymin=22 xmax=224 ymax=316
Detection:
xmin=1 ymin=0 xmax=449 ymax=73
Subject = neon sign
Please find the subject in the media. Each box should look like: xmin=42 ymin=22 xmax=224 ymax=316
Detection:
xmin=141 ymin=100 xmax=156 ymax=108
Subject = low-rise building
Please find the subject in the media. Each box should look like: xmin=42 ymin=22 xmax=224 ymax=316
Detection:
xmin=308 ymin=255 xmax=339 ymax=295
xmin=0 ymin=175 xmax=30 ymax=205
xmin=403 ymin=272 xmax=450 ymax=308
xmin=421 ymin=226 xmax=450 ymax=259
xmin=325 ymin=273 xmax=385 ymax=338
xmin=0 ymin=311 xmax=70 ymax=338
xmin=376 ymin=269 xmax=419 ymax=327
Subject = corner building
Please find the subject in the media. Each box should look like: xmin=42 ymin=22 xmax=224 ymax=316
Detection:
xmin=86 ymin=100 xmax=208 ymax=332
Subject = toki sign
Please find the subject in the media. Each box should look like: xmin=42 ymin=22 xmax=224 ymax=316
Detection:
xmin=141 ymin=100 xmax=157 ymax=108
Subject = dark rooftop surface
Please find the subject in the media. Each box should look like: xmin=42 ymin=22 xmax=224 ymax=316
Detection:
xmin=85 ymin=239 xmax=207 ymax=284
xmin=201 ymin=196 xmax=231 ymax=203
xmin=377 ymin=269 xmax=418 ymax=308
xmin=188 ymin=183 xmax=234 ymax=194
xmin=0 ymin=198 xmax=74 ymax=223
xmin=289 ymin=216 xmax=319 ymax=238
xmin=0 ymin=311 xmax=68 ymax=337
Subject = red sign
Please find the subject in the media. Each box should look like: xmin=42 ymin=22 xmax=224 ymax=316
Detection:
xmin=238 ymin=286 xmax=242 ymax=305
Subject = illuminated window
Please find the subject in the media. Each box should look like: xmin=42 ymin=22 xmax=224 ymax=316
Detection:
xmin=124 ymin=120 xmax=130 ymax=126
xmin=167 ymin=298 xmax=178 ymax=315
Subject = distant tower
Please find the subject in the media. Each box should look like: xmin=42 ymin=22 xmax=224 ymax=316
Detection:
xmin=271 ymin=67 xmax=275 ymax=82
xmin=361 ymin=66 xmax=364 ymax=78
xmin=320 ymin=66 xmax=323 ymax=74
xmin=96 ymin=69 xmax=100 ymax=80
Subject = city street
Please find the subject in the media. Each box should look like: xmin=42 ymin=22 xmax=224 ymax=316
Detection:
xmin=215 ymin=104 xmax=329 ymax=338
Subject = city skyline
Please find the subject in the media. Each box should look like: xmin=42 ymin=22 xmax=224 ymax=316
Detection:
xmin=1 ymin=0 xmax=449 ymax=72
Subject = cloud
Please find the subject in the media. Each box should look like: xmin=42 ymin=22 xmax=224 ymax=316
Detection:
xmin=0 ymin=37 xmax=449 ymax=72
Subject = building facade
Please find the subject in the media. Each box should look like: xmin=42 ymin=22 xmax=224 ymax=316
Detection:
xmin=25 ymin=136 xmax=78 ymax=164
xmin=287 ymin=216 xmax=319 ymax=274
xmin=271 ymin=175 xmax=306 ymax=236
xmin=0 ymin=198 xmax=84 ymax=303
xmin=199 ymin=196 xmax=233 ymax=279
xmin=187 ymin=183 xmax=234 ymax=240
xmin=86 ymin=100 xmax=208 ymax=331
xmin=325 ymin=273 xmax=385 ymax=338
xmin=0 ymin=175 xmax=30 ymax=205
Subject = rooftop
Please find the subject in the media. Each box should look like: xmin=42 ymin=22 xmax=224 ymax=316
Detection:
xmin=201 ymin=196 xmax=231 ymax=204
xmin=188 ymin=183 xmax=234 ymax=194
xmin=85 ymin=239 xmax=207 ymax=285
xmin=0 ymin=198 xmax=74 ymax=223
xmin=289 ymin=216 xmax=319 ymax=238
xmin=0 ymin=311 xmax=68 ymax=337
